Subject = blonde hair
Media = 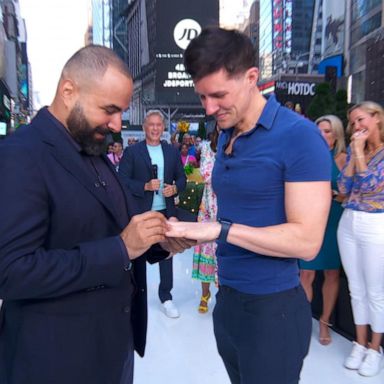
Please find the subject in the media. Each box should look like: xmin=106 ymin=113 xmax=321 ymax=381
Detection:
xmin=315 ymin=115 xmax=346 ymax=157
xmin=347 ymin=101 xmax=384 ymax=142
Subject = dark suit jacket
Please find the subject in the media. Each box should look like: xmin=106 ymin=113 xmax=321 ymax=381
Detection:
xmin=118 ymin=140 xmax=186 ymax=217
xmin=0 ymin=108 xmax=168 ymax=384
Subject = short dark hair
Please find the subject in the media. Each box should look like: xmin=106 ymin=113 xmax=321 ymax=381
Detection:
xmin=184 ymin=27 xmax=256 ymax=81
xmin=61 ymin=45 xmax=132 ymax=86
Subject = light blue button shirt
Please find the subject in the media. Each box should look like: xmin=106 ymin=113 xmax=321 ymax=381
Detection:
xmin=147 ymin=144 xmax=166 ymax=211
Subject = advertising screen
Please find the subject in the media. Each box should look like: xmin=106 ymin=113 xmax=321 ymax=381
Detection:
xmin=322 ymin=2 xmax=345 ymax=58
xmin=0 ymin=121 xmax=6 ymax=135
xmin=155 ymin=0 xmax=219 ymax=104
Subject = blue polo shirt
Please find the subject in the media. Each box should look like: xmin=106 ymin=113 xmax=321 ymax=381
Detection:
xmin=212 ymin=95 xmax=331 ymax=294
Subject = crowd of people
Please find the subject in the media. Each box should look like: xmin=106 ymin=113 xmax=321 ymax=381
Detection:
xmin=0 ymin=26 xmax=383 ymax=384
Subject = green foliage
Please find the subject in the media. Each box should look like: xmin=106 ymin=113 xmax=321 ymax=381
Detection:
xmin=306 ymin=83 xmax=335 ymax=121
xmin=307 ymin=83 xmax=349 ymax=134
xmin=334 ymin=89 xmax=349 ymax=128
xmin=197 ymin=120 xmax=206 ymax=139
xmin=184 ymin=163 xmax=194 ymax=175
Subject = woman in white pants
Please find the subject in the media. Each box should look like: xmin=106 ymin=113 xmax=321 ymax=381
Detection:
xmin=337 ymin=101 xmax=384 ymax=377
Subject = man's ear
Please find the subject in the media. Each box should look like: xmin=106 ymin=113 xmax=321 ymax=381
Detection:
xmin=246 ymin=67 xmax=259 ymax=86
xmin=59 ymin=78 xmax=77 ymax=109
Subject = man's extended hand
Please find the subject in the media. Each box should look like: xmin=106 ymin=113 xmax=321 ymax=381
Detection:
xmin=160 ymin=237 xmax=196 ymax=255
xmin=120 ymin=211 xmax=167 ymax=259
xmin=165 ymin=220 xmax=221 ymax=243
xmin=160 ymin=216 xmax=196 ymax=254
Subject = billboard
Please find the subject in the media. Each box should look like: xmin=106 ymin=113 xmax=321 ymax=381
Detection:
xmin=19 ymin=43 xmax=29 ymax=111
xmin=317 ymin=54 xmax=344 ymax=78
xmin=272 ymin=0 xmax=291 ymax=73
xmin=322 ymin=2 xmax=345 ymax=59
xmin=155 ymin=0 xmax=219 ymax=104
xmin=274 ymin=75 xmax=324 ymax=114
xmin=0 ymin=79 xmax=11 ymax=123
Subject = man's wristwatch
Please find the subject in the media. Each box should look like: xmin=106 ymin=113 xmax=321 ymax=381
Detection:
xmin=218 ymin=218 xmax=233 ymax=242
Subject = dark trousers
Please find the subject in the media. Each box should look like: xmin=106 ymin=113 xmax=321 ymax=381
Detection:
xmin=120 ymin=272 xmax=136 ymax=384
xmin=157 ymin=209 xmax=173 ymax=303
xmin=119 ymin=328 xmax=134 ymax=384
xmin=158 ymin=258 xmax=173 ymax=303
xmin=213 ymin=285 xmax=312 ymax=384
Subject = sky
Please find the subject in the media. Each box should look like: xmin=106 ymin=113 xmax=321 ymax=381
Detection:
xmin=19 ymin=0 xmax=90 ymax=108
xmin=220 ymin=0 xmax=254 ymax=28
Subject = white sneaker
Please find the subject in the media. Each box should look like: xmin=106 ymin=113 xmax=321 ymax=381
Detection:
xmin=162 ymin=300 xmax=180 ymax=318
xmin=358 ymin=347 xmax=383 ymax=377
xmin=344 ymin=342 xmax=367 ymax=370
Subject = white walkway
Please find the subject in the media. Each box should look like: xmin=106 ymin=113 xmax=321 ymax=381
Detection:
xmin=135 ymin=249 xmax=384 ymax=384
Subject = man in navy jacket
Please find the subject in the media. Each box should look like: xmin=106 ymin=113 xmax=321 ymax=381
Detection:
xmin=119 ymin=110 xmax=186 ymax=318
xmin=0 ymin=45 xmax=188 ymax=384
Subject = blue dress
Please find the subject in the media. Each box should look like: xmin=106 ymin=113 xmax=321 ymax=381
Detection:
xmin=299 ymin=150 xmax=343 ymax=270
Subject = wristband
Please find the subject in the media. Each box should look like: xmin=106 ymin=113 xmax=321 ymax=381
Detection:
xmin=218 ymin=218 xmax=233 ymax=243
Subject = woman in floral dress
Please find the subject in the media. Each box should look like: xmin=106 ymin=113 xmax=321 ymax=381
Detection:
xmin=192 ymin=128 xmax=219 ymax=313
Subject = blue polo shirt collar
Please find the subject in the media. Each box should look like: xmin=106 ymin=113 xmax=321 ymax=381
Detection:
xmin=222 ymin=94 xmax=280 ymax=139
xmin=256 ymin=94 xmax=280 ymax=131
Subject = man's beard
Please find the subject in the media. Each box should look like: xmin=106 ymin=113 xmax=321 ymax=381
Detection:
xmin=66 ymin=103 xmax=110 ymax=156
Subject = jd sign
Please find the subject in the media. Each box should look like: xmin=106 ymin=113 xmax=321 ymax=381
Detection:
xmin=173 ymin=19 xmax=201 ymax=50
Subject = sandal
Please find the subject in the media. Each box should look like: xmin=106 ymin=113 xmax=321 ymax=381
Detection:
xmin=198 ymin=292 xmax=211 ymax=314
xmin=319 ymin=318 xmax=333 ymax=346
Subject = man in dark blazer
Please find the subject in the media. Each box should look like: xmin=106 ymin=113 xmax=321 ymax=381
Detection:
xmin=0 ymin=45 xmax=189 ymax=384
xmin=119 ymin=110 xmax=186 ymax=318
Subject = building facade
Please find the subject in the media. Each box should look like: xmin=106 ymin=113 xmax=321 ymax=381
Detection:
xmin=348 ymin=0 xmax=383 ymax=103
xmin=258 ymin=0 xmax=316 ymax=79
xmin=0 ymin=0 xmax=31 ymax=135
xmin=92 ymin=0 xmax=112 ymax=47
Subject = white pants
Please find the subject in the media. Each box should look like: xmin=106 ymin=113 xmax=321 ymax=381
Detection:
xmin=337 ymin=209 xmax=384 ymax=333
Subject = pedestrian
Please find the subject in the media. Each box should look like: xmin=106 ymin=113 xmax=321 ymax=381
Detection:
xmin=107 ymin=140 xmax=124 ymax=170
xmin=0 ymin=45 xmax=190 ymax=384
xmin=119 ymin=110 xmax=187 ymax=318
xmin=166 ymin=27 xmax=331 ymax=384
xmin=300 ymin=115 xmax=347 ymax=346
xmin=337 ymin=101 xmax=384 ymax=377
xmin=192 ymin=125 xmax=219 ymax=313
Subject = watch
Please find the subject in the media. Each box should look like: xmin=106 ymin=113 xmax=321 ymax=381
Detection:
xmin=218 ymin=218 xmax=233 ymax=243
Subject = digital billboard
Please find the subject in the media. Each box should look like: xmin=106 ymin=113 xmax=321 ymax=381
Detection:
xmin=274 ymin=75 xmax=324 ymax=114
xmin=317 ymin=54 xmax=343 ymax=78
xmin=19 ymin=43 xmax=29 ymax=112
xmin=155 ymin=0 xmax=219 ymax=104
xmin=322 ymin=2 xmax=345 ymax=59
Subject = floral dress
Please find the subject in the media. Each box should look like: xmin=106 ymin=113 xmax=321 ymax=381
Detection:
xmin=192 ymin=141 xmax=218 ymax=283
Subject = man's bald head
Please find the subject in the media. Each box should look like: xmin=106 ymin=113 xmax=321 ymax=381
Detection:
xmin=60 ymin=45 xmax=132 ymax=90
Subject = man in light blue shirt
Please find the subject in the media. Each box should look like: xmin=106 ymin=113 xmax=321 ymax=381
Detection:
xmin=119 ymin=110 xmax=186 ymax=318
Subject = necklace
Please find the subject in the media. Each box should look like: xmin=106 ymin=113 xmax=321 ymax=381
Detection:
xmin=366 ymin=143 xmax=384 ymax=159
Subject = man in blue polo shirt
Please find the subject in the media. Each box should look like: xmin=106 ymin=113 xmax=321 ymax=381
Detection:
xmin=167 ymin=28 xmax=332 ymax=384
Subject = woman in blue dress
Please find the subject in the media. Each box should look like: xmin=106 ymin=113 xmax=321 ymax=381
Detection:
xmin=300 ymin=115 xmax=347 ymax=345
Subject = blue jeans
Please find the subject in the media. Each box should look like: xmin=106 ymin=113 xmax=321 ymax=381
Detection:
xmin=213 ymin=285 xmax=311 ymax=384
